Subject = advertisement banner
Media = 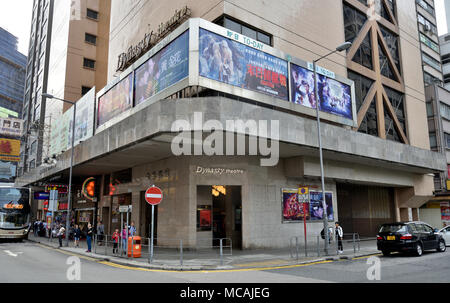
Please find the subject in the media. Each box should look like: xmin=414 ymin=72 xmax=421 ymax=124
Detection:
xmin=74 ymin=87 xmax=95 ymax=145
xmin=441 ymin=202 xmax=450 ymax=222
xmin=199 ymin=28 xmax=288 ymax=100
xmin=134 ymin=30 xmax=189 ymax=105
xmin=0 ymin=138 xmax=20 ymax=162
xmin=97 ymin=73 xmax=133 ymax=126
xmin=0 ymin=117 xmax=23 ymax=137
xmin=282 ymin=189 xmax=309 ymax=222
xmin=290 ymin=63 xmax=353 ymax=120
xmin=309 ymin=191 xmax=334 ymax=221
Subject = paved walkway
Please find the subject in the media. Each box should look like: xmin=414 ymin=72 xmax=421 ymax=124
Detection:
xmin=27 ymin=233 xmax=380 ymax=271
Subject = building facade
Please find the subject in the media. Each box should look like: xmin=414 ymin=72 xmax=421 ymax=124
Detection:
xmin=19 ymin=0 xmax=111 ymax=176
xmin=0 ymin=27 xmax=27 ymax=183
xmin=17 ymin=0 xmax=447 ymax=248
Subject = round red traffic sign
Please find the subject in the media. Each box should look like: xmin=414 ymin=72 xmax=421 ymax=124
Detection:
xmin=145 ymin=186 xmax=163 ymax=205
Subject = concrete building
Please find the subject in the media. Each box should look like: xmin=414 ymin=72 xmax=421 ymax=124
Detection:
xmin=19 ymin=0 xmax=111 ymax=175
xmin=17 ymin=0 xmax=447 ymax=249
xmin=0 ymin=27 xmax=27 ymax=183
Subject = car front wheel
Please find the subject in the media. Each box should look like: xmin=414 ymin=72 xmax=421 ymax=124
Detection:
xmin=437 ymin=240 xmax=446 ymax=252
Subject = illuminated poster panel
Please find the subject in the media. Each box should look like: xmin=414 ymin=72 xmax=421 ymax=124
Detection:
xmin=97 ymin=73 xmax=133 ymax=126
xmin=199 ymin=28 xmax=288 ymax=100
xmin=134 ymin=31 xmax=189 ymax=105
xmin=290 ymin=63 xmax=353 ymax=120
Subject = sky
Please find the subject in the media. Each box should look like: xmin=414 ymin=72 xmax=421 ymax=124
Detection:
xmin=0 ymin=0 xmax=448 ymax=56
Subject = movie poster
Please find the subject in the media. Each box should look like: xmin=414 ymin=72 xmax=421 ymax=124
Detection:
xmin=290 ymin=63 xmax=353 ymax=120
xmin=97 ymin=73 xmax=133 ymax=126
xmin=134 ymin=30 xmax=189 ymax=105
xmin=282 ymin=189 xmax=309 ymax=221
xmin=199 ymin=28 xmax=288 ymax=100
xmin=442 ymin=202 xmax=450 ymax=222
xmin=309 ymin=191 xmax=334 ymax=221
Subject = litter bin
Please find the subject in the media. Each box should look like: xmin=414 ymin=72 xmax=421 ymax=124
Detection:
xmin=128 ymin=236 xmax=141 ymax=258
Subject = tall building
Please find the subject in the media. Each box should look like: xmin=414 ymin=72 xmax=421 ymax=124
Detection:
xmin=17 ymin=0 xmax=447 ymax=248
xmin=0 ymin=27 xmax=27 ymax=183
xmin=19 ymin=0 xmax=111 ymax=176
xmin=0 ymin=27 xmax=26 ymax=117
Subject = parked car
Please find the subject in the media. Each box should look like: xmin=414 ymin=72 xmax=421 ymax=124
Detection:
xmin=377 ymin=221 xmax=446 ymax=257
xmin=439 ymin=225 xmax=450 ymax=246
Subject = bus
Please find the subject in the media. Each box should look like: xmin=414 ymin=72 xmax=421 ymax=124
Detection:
xmin=0 ymin=186 xmax=31 ymax=239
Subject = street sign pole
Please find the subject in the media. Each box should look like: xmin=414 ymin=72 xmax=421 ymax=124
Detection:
xmin=145 ymin=185 xmax=163 ymax=264
xmin=150 ymin=204 xmax=154 ymax=263
xmin=298 ymin=187 xmax=309 ymax=257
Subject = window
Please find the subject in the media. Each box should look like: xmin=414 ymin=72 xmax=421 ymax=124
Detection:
xmin=420 ymin=33 xmax=439 ymax=53
xmin=445 ymin=133 xmax=450 ymax=148
xmin=422 ymin=52 xmax=442 ymax=72
xmin=417 ymin=13 xmax=438 ymax=34
xmin=85 ymin=33 xmax=97 ymax=45
xmin=429 ymin=132 xmax=437 ymax=148
xmin=416 ymin=0 xmax=435 ymax=16
xmin=83 ymin=58 xmax=96 ymax=69
xmin=81 ymin=86 xmax=92 ymax=96
xmin=424 ymin=71 xmax=441 ymax=86
xmin=426 ymin=102 xmax=433 ymax=117
xmin=443 ymin=54 xmax=450 ymax=65
xmin=445 ymin=74 xmax=450 ymax=84
xmin=86 ymin=9 xmax=98 ymax=20
xmin=440 ymin=103 xmax=450 ymax=120
xmin=214 ymin=16 xmax=272 ymax=46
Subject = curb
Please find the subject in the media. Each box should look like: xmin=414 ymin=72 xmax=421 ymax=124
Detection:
xmin=26 ymin=238 xmax=380 ymax=271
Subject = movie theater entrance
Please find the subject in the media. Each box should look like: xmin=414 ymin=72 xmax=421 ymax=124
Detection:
xmin=197 ymin=185 xmax=242 ymax=249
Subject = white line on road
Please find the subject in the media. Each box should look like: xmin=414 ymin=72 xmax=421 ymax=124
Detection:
xmin=3 ymin=250 xmax=23 ymax=257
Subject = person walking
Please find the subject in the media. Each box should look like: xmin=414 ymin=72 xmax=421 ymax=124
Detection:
xmin=335 ymin=221 xmax=344 ymax=254
xmin=121 ymin=223 xmax=128 ymax=255
xmin=57 ymin=224 xmax=65 ymax=248
xmin=73 ymin=224 xmax=81 ymax=248
xmin=112 ymin=229 xmax=120 ymax=254
xmin=86 ymin=223 xmax=93 ymax=253
xmin=129 ymin=221 xmax=136 ymax=237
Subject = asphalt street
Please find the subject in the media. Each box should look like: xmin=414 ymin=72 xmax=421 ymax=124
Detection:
xmin=1 ymin=240 xmax=449 ymax=283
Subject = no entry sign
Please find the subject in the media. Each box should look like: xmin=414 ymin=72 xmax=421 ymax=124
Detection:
xmin=145 ymin=186 xmax=163 ymax=205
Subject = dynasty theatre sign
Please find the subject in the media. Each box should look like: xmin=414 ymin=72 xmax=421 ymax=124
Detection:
xmin=116 ymin=6 xmax=191 ymax=72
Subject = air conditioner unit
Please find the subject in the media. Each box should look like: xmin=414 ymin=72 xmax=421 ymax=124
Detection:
xmin=424 ymin=24 xmax=431 ymax=32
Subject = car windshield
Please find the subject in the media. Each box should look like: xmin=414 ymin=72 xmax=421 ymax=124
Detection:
xmin=379 ymin=224 xmax=407 ymax=233
xmin=0 ymin=188 xmax=30 ymax=229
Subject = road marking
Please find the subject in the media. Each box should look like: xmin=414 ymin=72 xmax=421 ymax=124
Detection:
xmin=352 ymin=254 xmax=382 ymax=260
xmin=3 ymin=250 xmax=23 ymax=257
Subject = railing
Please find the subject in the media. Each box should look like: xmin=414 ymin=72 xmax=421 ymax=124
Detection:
xmin=93 ymin=234 xmax=233 ymax=266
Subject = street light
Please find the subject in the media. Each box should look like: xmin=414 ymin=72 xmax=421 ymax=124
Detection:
xmin=42 ymin=92 xmax=76 ymax=247
xmin=313 ymin=41 xmax=352 ymax=255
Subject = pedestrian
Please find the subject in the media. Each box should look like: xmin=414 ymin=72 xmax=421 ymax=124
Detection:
xmin=112 ymin=229 xmax=120 ymax=254
xmin=121 ymin=223 xmax=128 ymax=255
xmin=129 ymin=221 xmax=136 ymax=237
xmin=73 ymin=224 xmax=81 ymax=248
xmin=86 ymin=223 xmax=93 ymax=253
xmin=320 ymin=227 xmax=333 ymax=244
xmin=57 ymin=224 xmax=65 ymax=248
xmin=97 ymin=221 xmax=105 ymax=246
xmin=335 ymin=221 xmax=344 ymax=254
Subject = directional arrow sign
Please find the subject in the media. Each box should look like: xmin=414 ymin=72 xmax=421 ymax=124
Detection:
xmin=145 ymin=186 xmax=163 ymax=205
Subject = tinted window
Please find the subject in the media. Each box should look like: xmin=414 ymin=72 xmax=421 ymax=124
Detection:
xmin=379 ymin=224 xmax=407 ymax=233
xmin=408 ymin=224 xmax=417 ymax=233
xmin=446 ymin=226 xmax=450 ymax=232
xmin=423 ymin=225 xmax=433 ymax=233
xmin=415 ymin=224 xmax=425 ymax=232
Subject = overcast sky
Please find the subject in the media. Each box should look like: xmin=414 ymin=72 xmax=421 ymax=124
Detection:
xmin=0 ymin=0 xmax=448 ymax=56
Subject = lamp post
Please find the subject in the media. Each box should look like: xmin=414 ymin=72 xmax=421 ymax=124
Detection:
xmin=312 ymin=42 xmax=351 ymax=255
xmin=42 ymin=93 xmax=76 ymax=247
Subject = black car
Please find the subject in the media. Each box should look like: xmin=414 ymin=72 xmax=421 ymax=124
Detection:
xmin=377 ymin=221 xmax=446 ymax=256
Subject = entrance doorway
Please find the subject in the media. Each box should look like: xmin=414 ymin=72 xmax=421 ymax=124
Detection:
xmin=140 ymin=191 xmax=158 ymax=243
xmin=197 ymin=185 xmax=242 ymax=249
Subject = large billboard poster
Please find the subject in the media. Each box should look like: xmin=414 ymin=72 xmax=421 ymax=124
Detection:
xmin=134 ymin=30 xmax=189 ymax=105
xmin=282 ymin=189 xmax=309 ymax=222
xmin=97 ymin=73 xmax=133 ymax=126
xmin=290 ymin=63 xmax=353 ymax=120
xmin=74 ymin=88 xmax=95 ymax=145
xmin=199 ymin=28 xmax=288 ymax=100
xmin=309 ymin=191 xmax=334 ymax=221
xmin=0 ymin=138 xmax=20 ymax=162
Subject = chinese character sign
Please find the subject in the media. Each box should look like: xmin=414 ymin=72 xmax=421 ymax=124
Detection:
xmin=199 ymin=28 xmax=288 ymax=100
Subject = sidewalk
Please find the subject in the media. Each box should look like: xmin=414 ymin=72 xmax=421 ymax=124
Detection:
xmin=27 ymin=233 xmax=380 ymax=271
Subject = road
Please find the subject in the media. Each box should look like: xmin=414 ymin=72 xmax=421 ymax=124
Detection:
xmin=1 ymin=240 xmax=449 ymax=283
